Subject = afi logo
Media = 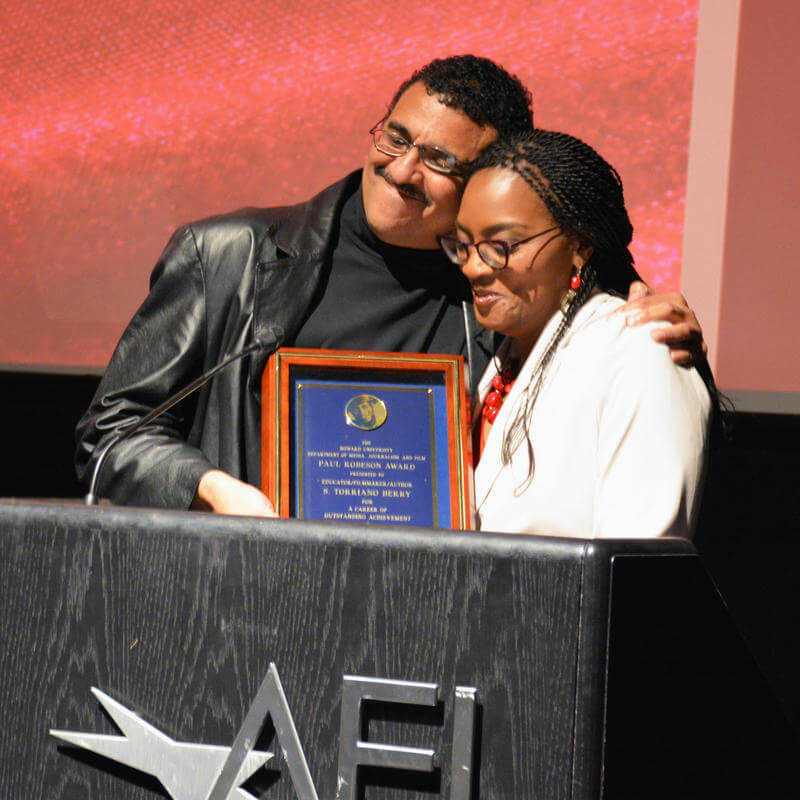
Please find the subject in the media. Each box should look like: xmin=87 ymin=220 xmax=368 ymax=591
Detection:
xmin=51 ymin=663 xmax=478 ymax=800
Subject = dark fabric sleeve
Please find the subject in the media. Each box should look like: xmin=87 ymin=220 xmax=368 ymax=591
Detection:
xmin=75 ymin=225 xmax=216 ymax=509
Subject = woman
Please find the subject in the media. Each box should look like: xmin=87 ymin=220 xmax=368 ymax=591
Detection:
xmin=439 ymin=130 xmax=711 ymax=538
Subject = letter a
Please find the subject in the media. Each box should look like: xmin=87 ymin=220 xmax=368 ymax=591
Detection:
xmin=207 ymin=662 xmax=319 ymax=800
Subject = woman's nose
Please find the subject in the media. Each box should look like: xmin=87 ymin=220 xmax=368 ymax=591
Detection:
xmin=460 ymin=247 xmax=492 ymax=279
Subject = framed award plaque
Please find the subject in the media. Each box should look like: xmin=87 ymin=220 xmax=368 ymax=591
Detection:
xmin=261 ymin=348 xmax=473 ymax=529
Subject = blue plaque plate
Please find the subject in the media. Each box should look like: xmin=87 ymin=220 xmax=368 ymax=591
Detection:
xmin=296 ymin=381 xmax=451 ymax=526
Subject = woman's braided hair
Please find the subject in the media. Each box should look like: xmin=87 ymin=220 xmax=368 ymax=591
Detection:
xmin=468 ymin=129 xmax=640 ymax=488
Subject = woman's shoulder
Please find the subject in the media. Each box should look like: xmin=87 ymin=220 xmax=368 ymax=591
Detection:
xmin=566 ymin=291 xmax=671 ymax=356
xmin=566 ymin=293 xmax=710 ymax=414
xmin=563 ymin=292 xmax=703 ymax=380
xmin=561 ymin=292 xmax=630 ymax=352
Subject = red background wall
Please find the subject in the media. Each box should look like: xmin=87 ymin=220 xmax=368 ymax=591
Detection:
xmin=1 ymin=0 xmax=698 ymax=368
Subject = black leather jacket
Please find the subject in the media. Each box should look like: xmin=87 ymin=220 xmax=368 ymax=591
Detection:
xmin=75 ymin=171 xmax=494 ymax=508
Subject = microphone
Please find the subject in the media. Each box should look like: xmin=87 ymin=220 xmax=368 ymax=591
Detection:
xmin=85 ymin=328 xmax=282 ymax=506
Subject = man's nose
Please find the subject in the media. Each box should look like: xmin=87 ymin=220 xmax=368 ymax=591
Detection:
xmin=387 ymin=146 xmax=424 ymax=184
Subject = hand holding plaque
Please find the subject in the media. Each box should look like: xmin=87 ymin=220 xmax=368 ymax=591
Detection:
xmin=262 ymin=349 xmax=472 ymax=528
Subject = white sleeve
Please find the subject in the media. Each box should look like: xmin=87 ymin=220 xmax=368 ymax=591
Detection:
xmin=592 ymin=327 xmax=711 ymax=539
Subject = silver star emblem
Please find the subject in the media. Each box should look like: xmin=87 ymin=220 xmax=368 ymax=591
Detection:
xmin=50 ymin=687 xmax=273 ymax=800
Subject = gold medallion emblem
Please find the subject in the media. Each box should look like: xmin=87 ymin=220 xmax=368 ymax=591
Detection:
xmin=345 ymin=394 xmax=387 ymax=431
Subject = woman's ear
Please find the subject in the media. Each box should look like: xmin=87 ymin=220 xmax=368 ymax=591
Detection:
xmin=572 ymin=241 xmax=593 ymax=270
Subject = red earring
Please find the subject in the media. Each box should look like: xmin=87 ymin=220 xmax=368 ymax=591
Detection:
xmin=560 ymin=266 xmax=583 ymax=315
xmin=561 ymin=267 xmax=583 ymax=316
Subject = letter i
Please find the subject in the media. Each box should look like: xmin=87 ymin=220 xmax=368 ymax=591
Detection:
xmin=450 ymin=687 xmax=477 ymax=799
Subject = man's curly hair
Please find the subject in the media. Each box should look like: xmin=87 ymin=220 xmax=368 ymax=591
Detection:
xmin=388 ymin=55 xmax=533 ymax=139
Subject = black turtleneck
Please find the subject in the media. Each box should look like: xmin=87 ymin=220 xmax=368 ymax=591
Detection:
xmin=294 ymin=185 xmax=472 ymax=355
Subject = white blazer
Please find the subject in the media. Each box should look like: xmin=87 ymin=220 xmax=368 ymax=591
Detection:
xmin=474 ymin=293 xmax=711 ymax=539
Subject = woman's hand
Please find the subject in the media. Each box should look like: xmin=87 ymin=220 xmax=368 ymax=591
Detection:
xmin=616 ymin=281 xmax=707 ymax=367
xmin=191 ymin=470 xmax=278 ymax=517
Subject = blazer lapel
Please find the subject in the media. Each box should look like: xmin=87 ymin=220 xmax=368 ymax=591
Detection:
xmin=473 ymin=311 xmax=563 ymax=512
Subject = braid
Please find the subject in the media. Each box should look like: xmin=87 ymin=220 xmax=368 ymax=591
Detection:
xmin=470 ymin=130 xmax=638 ymax=486
xmin=501 ymin=261 xmax=598 ymax=488
xmin=471 ymin=130 xmax=638 ymax=294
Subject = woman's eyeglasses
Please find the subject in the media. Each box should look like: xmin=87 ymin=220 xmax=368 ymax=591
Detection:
xmin=438 ymin=226 xmax=561 ymax=270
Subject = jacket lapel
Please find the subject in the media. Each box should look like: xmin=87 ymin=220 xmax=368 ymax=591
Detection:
xmin=250 ymin=171 xmax=361 ymax=389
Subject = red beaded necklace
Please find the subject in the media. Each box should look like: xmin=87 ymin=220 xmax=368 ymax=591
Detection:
xmin=482 ymin=366 xmax=517 ymax=423
xmin=474 ymin=360 xmax=519 ymax=464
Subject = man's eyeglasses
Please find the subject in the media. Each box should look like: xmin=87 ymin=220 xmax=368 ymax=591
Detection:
xmin=370 ymin=124 xmax=466 ymax=176
xmin=438 ymin=227 xmax=562 ymax=270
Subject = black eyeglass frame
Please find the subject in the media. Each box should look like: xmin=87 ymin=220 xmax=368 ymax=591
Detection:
xmin=369 ymin=123 xmax=467 ymax=177
xmin=438 ymin=226 xmax=562 ymax=270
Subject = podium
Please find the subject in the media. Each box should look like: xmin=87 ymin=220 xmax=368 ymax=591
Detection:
xmin=0 ymin=501 xmax=796 ymax=799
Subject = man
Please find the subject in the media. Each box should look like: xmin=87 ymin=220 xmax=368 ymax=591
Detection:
xmin=76 ymin=55 xmax=705 ymax=516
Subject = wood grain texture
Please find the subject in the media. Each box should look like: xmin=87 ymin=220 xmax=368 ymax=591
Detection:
xmin=0 ymin=502 xmax=638 ymax=799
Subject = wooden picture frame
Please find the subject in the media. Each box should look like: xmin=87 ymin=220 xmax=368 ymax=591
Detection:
xmin=262 ymin=348 xmax=473 ymax=529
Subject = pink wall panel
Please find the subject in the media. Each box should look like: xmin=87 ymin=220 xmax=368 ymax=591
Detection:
xmin=681 ymin=0 xmax=800 ymax=402
xmin=0 ymin=0 xmax=698 ymax=368
xmin=716 ymin=0 xmax=800 ymax=394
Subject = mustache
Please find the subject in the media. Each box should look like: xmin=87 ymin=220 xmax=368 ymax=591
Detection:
xmin=376 ymin=166 xmax=429 ymax=205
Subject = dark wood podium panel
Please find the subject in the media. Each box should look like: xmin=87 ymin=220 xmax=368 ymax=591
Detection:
xmin=604 ymin=554 xmax=800 ymax=799
xmin=0 ymin=501 xmax=796 ymax=799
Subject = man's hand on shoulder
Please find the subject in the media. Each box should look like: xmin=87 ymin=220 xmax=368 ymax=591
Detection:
xmin=615 ymin=281 xmax=707 ymax=367
xmin=191 ymin=470 xmax=278 ymax=517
